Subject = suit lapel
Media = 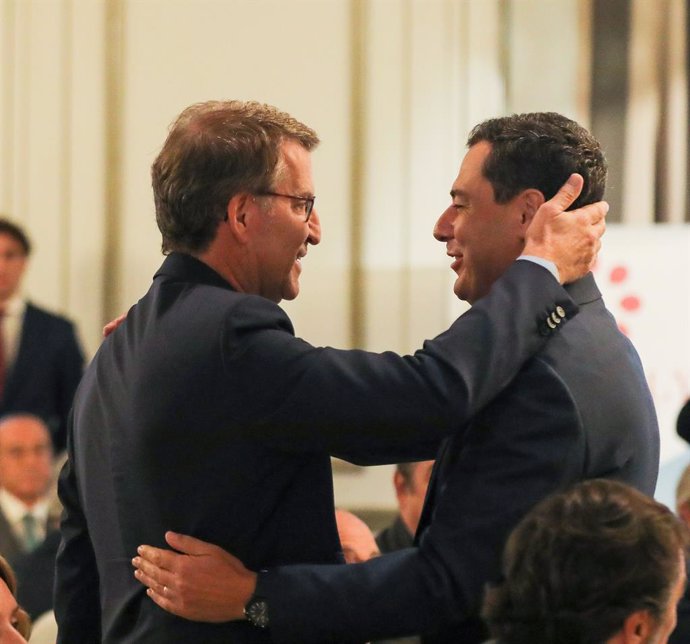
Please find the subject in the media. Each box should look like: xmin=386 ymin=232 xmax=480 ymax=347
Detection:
xmin=0 ymin=509 xmax=24 ymax=561
xmin=415 ymin=437 xmax=453 ymax=542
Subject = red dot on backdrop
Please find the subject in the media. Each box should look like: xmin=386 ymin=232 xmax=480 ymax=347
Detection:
xmin=621 ymin=296 xmax=641 ymax=311
xmin=610 ymin=266 xmax=627 ymax=283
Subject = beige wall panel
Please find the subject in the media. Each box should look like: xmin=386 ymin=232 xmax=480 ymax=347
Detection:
xmin=0 ymin=0 xmax=15 ymax=210
xmin=507 ymin=0 xmax=585 ymax=121
xmin=407 ymin=1 xmax=464 ymax=268
xmin=20 ymin=1 xmax=68 ymax=312
xmin=360 ymin=0 xmax=406 ymax=271
xmin=360 ymin=0 xmax=468 ymax=354
xmin=362 ymin=268 xmax=406 ymax=353
xmin=0 ymin=1 xmax=107 ymax=357
xmin=359 ymin=0 xmax=406 ymax=352
xmin=66 ymin=1 xmax=108 ymax=356
xmin=406 ymin=267 xmax=453 ymax=349
xmin=462 ymin=0 xmax=505 ymax=128
xmin=118 ymin=0 xmax=352 ymax=349
xmin=623 ymin=0 xmax=663 ymax=224
xmin=662 ymin=0 xmax=688 ymax=224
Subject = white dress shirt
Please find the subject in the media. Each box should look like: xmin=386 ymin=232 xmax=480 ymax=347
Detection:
xmin=0 ymin=487 xmax=49 ymax=547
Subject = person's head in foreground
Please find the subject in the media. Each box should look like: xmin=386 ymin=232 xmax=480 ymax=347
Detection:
xmin=152 ymin=99 xmax=321 ymax=303
xmin=0 ymin=555 xmax=30 ymax=642
xmin=482 ymin=479 xmax=688 ymax=644
xmin=434 ymin=111 xmax=606 ymax=304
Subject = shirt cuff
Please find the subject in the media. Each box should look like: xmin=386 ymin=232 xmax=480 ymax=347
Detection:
xmin=517 ymin=255 xmax=560 ymax=283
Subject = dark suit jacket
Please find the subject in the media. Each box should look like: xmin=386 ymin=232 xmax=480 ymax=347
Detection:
xmin=1 ymin=303 xmax=84 ymax=452
xmin=13 ymin=528 xmax=61 ymax=619
xmin=0 ymin=507 xmax=25 ymax=563
xmin=376 ymin=515 xmax=413 ymax=554
xmin=257 ymin=274 xmax=659 ymax=644
xmin=0 ymin=505 xmax=59 ymax=619
xmin=55 ymin=253 xmax=577 ymax=644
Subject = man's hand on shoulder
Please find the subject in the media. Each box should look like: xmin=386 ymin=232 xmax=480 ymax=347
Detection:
xmin=523 ymin=173 xmax=608 ymax=284
xmin=132 ymin=531 xmax=256 ymax=623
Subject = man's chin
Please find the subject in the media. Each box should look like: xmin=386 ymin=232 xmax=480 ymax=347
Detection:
xmin=452 ymin=280 xmax=466 ymax=302
xmin=281 ymin=284 xmax=300 ymax=302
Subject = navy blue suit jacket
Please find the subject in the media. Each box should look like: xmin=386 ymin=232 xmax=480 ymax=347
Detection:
xmin=55 ymin=253 xmax=578 ymax=643
xmin=1 ymin=303 xmax=84 ymax=451
xmin=257 ymin=274 xmax=659 ymax=643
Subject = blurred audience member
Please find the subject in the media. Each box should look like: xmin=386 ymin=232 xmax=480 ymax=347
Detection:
xmin=0 ymin=415 xmax=56 ymax=561
xmin=0 ymin=218 xmax=84 ymax=453
xmin=482 ymin=479 xmax=687 ymax=644
xmin=0 ymin=555 xmax=30 ymax=642
xmin=677 ymin=399 xmax=690 ymax=445
xmin=376 ymin=461 xmax=434 ymax=554
xmin=335 ymin=509 xmax=380 ymax=564
xmin=0 ymin=415 xmax=59 ymax=620
xmin=373 ymin=461 xmax=433 ymax=644
xmin=669 ymin=464 xmax=690 ymax=644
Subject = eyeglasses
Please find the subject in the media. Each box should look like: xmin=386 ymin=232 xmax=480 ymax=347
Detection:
xmin=258 ymin=192 xmax=316 ymax=222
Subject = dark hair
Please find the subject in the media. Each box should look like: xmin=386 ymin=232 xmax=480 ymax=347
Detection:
xmin=0 ymin=555 xmax=31 ymax=638
xmin=467 ymin=112 xmax=607 ymax=211
xmin=677 ymin=399 xmax=690 ymax=444
xmin=0 ymin=219 xmax=31 ymax=256
xmin=482 ymin=479 xmax=688 ymax=644
xmin=151 ymin=100 xmax=320 ymax=254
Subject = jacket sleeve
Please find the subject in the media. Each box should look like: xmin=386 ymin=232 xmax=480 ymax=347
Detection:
xmin=54 ymin=412 xmax=101 ymax=643
xmin=256 ymin=362 xmax=584 ymax=642
xmin=223 ymin=261 xmax=578 ymax=460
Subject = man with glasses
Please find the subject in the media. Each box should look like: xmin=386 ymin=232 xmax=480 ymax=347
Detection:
xmin=56 ymin=101 xmax=605 ymax=643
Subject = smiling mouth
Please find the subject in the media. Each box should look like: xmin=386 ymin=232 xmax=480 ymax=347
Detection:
xmin=450 ymin=256 xmax=463 ymax=272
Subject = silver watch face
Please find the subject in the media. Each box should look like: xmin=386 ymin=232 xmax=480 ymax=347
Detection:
xmin=246 ymin=598 xmax=269 ymax=628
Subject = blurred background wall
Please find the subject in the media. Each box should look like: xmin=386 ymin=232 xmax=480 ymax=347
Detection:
xmin=0 ymin=0 xmax=688 ymax=513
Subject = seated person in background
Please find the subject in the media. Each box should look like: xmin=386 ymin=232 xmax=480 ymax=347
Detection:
xmin=0 ymin=218 xmax=84 ymax=453
xmin=376 ymin=461 xmax=434 ymax=554
xmin=482 ymin=479 xmax=687 ymax=644
xmin=669 ymin=465 xmax=690 ymax=644
xmin=335 ymin=509 xmax=380 ymax=564
xmin=0 ymin=414 xmax=60 ymax=619
xmin=676 ymin=399 xmax=690 ymax=445
xmin=0 ymin=554 xmax=30 ymax=642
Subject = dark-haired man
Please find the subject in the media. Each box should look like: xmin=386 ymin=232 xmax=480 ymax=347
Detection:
xmin=483 ymin=479 xmax=687 ymax=644
xmin=132 ymin=112 xmax=656 ymax=643
xmin=57 ymin=101 xmax=605 ymax=644
xmin=0 ymin=219 xmax=84 ymax=452
xmin=376 ymin=461 xmax=434 ymax=554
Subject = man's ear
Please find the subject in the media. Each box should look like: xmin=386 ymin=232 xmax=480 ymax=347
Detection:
xmin=225 ymin=193 xmax=253 ymax=242
xmin=619 ymin=609 xmax=655 ymax=643
xmin=678 ymin=501 xmax=690 ymax=529
xmin=518 ymin=189 xmax=545 ymax=227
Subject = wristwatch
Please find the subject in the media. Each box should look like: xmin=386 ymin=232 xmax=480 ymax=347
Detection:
xmin=244 ymin=594 xmax=270 ymax=629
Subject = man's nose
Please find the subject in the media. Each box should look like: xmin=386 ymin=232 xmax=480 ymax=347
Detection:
xmin=433 ymin=207 xmax=454 ymax=242
xmin=308 ymin=208 xmax=321 ymax=245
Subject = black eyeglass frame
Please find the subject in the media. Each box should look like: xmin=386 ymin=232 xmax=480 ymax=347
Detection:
xmin=258 ymin=192 xmax=316 ymax=221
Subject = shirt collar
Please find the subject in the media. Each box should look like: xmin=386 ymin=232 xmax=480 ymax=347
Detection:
xmin=0 ymin=488 xmax=49 ymax=524
xmin=2 ymin=294 xmax=26 ymax=318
